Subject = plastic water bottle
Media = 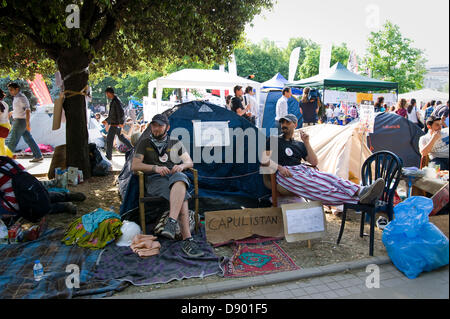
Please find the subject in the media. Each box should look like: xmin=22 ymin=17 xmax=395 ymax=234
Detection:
xmin=33 ymin=260 xmax=44 ymax=281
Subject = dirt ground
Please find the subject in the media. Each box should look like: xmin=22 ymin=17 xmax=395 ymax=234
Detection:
xmin=39 ymin=173 xmax=448 ymax=297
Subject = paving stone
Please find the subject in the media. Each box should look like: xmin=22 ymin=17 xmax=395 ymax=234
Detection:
xmin=325 ymin=281 xmax=343 ymax=290
xmin=304 ymin=286 xmax=320 ymax=294
xmin=334 ymin=288 xmax=352 ymax=297
xmin=314 ymin=284 xmax=330 ymax=293
xmin=381 ymin=278 xmax=405 ymax=288
xmin=346 ymin=286 xmax=363 ymax=294
xmin=322 ymin=291 xmax=339 ymax=299
xmin=263 ymin=290 xmax=295 ymax=299
xmin=290 ymin=288 xmax=308 ymax=297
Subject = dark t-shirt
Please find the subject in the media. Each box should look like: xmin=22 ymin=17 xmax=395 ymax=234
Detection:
xmin=135 ymin=138 xmax=187 ymax=171
xmin=231 ymin=96 xmax=244 ymax=114
xmin=266 ymin=136 xmax=308 ymax=167
xmin=300 ymin=101 xmax=318 ymax=123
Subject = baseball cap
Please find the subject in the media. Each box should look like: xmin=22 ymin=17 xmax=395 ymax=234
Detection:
xmin=279 ymin=114 xmax=298 ymax=124
xmin=151 ymin=114 xmax=169 ymax=126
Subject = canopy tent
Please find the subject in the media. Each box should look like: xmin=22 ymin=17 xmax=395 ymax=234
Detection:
xmin=119 ymin=101 xmax=271 ymax=222
xmin=399 ymin=89 xmax=449 ymax=106
xmin=146 ymin=69 xmax=262 ymax=121
xmin=261 ymin=73 xmax=302 ymax=94
xmin=287 ymin=62 xmax=398 ymax=92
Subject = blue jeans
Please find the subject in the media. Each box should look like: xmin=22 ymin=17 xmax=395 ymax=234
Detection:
xmin=6 ymin=119 xmax=42 ymax=158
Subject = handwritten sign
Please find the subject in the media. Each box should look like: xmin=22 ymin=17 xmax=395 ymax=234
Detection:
xmin=359 ymin=103 xmax=375 ymax=134
xmin=205 ymin=207 xmax=284 ymax=245
xmin=281 ymin=202 xmax=327 ymax=243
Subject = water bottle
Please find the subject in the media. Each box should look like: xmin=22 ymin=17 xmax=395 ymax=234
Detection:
xmin=33 ymin=260 xmax=44 ymax=281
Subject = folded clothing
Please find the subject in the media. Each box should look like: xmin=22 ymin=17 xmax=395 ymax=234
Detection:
xmin=82 ymin=208 xmax=121 ymax=233
xmin=130 ymin=234 xmax=161 ymax=257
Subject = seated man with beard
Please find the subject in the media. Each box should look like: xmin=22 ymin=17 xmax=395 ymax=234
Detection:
xmin=261 ymin=114 xmax=385 ymax=206
xmin=131 ymin=113 xmax=204 ymax=257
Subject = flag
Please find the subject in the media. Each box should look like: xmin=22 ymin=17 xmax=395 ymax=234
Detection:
xmin=26 ymin=74 xmax=53 ymax=106
xmin=347 ymin=51 xmax=359 ymax=74
xmin=319 ymin=42 xmax=332 ymax=75
xmin=288 ymin=47 xmax=301 ymax=82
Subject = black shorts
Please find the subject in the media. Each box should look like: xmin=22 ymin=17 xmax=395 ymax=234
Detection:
xmin=144 ymin=172 xmax=191 ymax=201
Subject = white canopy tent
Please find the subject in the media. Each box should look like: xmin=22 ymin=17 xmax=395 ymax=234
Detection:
xmin=399 ymin=89 xmax=449 ymax=106
xmin=146 ymin=69 xmax=262 ymax=122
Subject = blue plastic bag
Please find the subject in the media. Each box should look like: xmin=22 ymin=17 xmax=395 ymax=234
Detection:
xmin=382 ymin=196 xmax=449 ymax=279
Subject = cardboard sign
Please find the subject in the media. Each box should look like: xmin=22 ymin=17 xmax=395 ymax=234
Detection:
xmin=281 ymin=202 xmax=327 ymax=243
xmin=205 ymin=207 xmax=284 ymax=245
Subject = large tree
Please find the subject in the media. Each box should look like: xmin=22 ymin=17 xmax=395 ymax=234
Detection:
xmin=362 ymin=21 xmax=427 ymax=93
xmin=0 ymin=0 xmax=272 ymax=177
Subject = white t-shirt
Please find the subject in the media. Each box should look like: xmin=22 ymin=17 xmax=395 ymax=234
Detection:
xmin=326 ymin=108 xmax=334 ymax=119
xmin=419 ymin=127 xmax=449 ymax=159
xmin=244 ymin=94 xmax=258 ymax=120
xmin=12 ymin=92 xmax=30 ymax=119
xmin=0 ymin=101 xmax=9 ymax=124
xmin=407 ymin=106 xmax=418 ymax=123
xmin=275 ymin=96 xmax=288 ymax=121
xmin=333 ymin=107 xmax=341 ymax=117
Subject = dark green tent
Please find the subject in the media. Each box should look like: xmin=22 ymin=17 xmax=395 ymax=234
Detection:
xmin=287 ymin=62 xmax=398 ymax=92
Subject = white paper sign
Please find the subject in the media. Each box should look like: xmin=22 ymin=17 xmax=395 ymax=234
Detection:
xmin=285 ymin=206 xmax=325 ymax=234
xmin=193 ymin=121 xmax=230 ymax=147
xmin=359 ymin=104 xmax=375 ymax=133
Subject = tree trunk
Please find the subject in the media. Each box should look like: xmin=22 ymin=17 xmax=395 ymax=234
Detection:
xmin=58 ymin=47 xmax=91 ymax=179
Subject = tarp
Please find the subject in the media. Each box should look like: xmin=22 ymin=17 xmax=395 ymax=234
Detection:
xmin=287 ymin=62 xmax=398 ymax=91
xmin=399 ymin=89 xmax=449 ymax=105
xmin=119 ymin=101 xmax=271 ymax=221
xmin=260 ymin=91 xmax=303 ymax=136
xmin=15 ymin=108 xmax=104 ymax=151
xmin=296 ymin=123 xmax=372 ymax=182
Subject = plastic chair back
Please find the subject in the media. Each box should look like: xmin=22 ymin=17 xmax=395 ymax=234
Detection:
xmin=361 ymin=151 xmax=403 ymax=208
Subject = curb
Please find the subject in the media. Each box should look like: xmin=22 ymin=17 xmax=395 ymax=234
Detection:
xmin=108 ymin=256 xmax=391 ymax=299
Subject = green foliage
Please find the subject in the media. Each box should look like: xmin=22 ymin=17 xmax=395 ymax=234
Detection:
xmin=0 ymin=0 xmax=273 ymax=79
xmin=362 ymin=21 xmax=427 ymax=93
xmin=234 ymin=39 xmax=288 ymax=82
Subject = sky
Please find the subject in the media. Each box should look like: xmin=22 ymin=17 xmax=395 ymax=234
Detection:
xmin=245 ymin=0 xmax=449 ymax=67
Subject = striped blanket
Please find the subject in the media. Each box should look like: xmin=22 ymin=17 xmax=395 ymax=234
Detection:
xmin=0 ymin=228 xmax=127 ymax=299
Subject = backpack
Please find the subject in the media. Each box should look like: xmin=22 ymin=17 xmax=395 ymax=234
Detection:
xmin=0 ymin=156 xmax=51 ymax=222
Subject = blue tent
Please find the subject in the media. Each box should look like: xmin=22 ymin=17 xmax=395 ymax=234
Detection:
xmin=260 ymin=91 xmax=303 ymax=136
xmin=119 ymin=101 xmax=271 ymax=222
xmin=262 ymin=73 xmax=302 ymax=95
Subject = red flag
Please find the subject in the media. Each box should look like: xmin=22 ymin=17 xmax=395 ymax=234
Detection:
xmin=27 ymin=74 xmax=53 ymax=106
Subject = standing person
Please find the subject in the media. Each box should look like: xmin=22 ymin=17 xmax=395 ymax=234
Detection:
xmin=231 ymin=85 xmax=254 ymax=124
xmin=6 ymin=83 xmax=43 ymax=162
xmin=419 ymin=115 xmax=449 ymax=170
xmin=131 ymin=113 xmax=204 ymax=257
xmin=299 ymin=87 xmax=319 ymax=127
xmin=325 ymin=104 xmax=334 ymax=122
xmin=374 ymin=96 xmax=384 ymax=113
xmin=407 ymin=99 xmax=423 ymax=128
xmin=395 ymin=98 xmax=408 ymax=118
xmin=275 ymin=87 xmax=292 ymax=134
xmin=432 ymin=100 xmax=449 ymax=119
xmin=244 ymin=86 xmax=258 ymax=126
xmin=0 ymin=89 xmax=13 ymax=157
xmin=225 ymin=95 xmax=233 ymax=111
xmin=104 ymin=87 xmax=133 ymax=160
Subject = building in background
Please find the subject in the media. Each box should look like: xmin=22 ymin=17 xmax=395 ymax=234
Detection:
xmin=424 ymin=65 xmax=449 ymax=92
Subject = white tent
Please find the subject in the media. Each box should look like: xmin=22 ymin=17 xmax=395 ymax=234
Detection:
xmin=399 ymin=89 xmax=449 ymax=106
xmin=146 ymin=69 xmax=262 ymax=122
xmin=295 ymin=122 xmax=372 ymax=183
xmin=16 ymin=107 xmax=104 ymax=151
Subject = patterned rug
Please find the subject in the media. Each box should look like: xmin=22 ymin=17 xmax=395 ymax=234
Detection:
xmin=223 ymin=240 xmax=299 ymax=278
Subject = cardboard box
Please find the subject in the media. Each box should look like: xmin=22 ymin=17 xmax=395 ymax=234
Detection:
xmin=205 ymin=207 xmax=284 ymax=245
